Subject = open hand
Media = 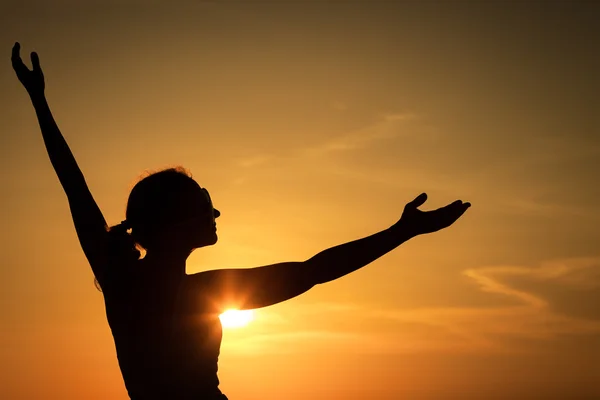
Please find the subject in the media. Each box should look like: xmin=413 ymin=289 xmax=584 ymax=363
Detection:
xmin=395 ymin=193 xmax=471 ymax=236
xmin=12 ymin=42 xmax=45 ymax=96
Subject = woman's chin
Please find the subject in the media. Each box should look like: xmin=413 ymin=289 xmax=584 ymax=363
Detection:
xmin=196 ymin=233 xmax=218 ymax=247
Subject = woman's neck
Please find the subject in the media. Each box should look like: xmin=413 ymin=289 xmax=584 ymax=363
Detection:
xmin=142 ymin=247 xmax=190 ymax=276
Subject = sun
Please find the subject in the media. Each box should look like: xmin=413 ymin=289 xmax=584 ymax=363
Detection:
xmin=219 ymin=309 xmax=254 ymax=328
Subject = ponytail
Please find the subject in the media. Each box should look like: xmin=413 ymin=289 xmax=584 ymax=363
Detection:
xmin=94 ymin=220 xmax=141 ymax=292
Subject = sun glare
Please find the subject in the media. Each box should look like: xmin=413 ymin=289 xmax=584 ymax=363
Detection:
xmin=219 ymin=309 xmax=254 ymax=329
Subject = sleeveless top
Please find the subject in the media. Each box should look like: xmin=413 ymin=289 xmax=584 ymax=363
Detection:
xmin=102 ymin=263 xmax=228 ymax=400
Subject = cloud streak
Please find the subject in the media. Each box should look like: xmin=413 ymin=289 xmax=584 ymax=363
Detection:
xmin=302 ymin=112 xmax=420 ymax=156
xmin=231 ymin=111 xmax=421 ymax=171
xmin=230 ymin=106 xmax=600 ymax=224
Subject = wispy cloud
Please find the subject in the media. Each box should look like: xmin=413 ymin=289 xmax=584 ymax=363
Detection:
xmin=465 ymin=257 xmax=600 ymax=293
xmin=499 ymin=198 xmax=600 ymax=220
xmin=394 ymin=257 xmax=600 ymax=347
xmin=227 ymin=111 xmax=429 ymax=190
xmin=236 ymin=155 xmax=272 ymax=168
xmin=303 ymin=112 xmax=420 ymax=156
xmin=228 ymin=109 xmax=599 ymax=223
xmin=231 ymin=111 xmax=421 ymax=171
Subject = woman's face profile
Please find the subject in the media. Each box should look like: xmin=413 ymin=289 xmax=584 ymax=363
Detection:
xmin=172 ymin=185 xmax=220 ymax=248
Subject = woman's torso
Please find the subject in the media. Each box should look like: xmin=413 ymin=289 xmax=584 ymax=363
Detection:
xmin=102 ymin=263 xmax=227 ymax=400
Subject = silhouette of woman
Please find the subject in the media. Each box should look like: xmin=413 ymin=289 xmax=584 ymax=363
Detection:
xmin=12 ymin=42 xmax=471 ymax=400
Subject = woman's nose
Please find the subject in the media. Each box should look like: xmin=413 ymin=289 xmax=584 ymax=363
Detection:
xmin=213 ymin=208 xmax=221 ymax=218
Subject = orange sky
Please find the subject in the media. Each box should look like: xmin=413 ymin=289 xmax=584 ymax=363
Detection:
xmin=1 ymin=1 xmax=599 ymax=399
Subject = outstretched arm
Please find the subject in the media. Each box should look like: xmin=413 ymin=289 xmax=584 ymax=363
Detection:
xmin=188 ymin=194 xmax=470 ymax=312
xmin=12 ymin=43 xmax=110 ymax=285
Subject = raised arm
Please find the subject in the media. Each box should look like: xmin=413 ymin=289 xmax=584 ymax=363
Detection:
xmin=188 ymin=193 xmax=471 ymax=312
xmin=12 ymin=43 xmax=111 ymax=285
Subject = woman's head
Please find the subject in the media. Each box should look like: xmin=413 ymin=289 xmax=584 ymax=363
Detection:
xmin=125 ymin=167 xmax=220 ymax=252
xmin=95 ymin=167 xmax=219 ymax=291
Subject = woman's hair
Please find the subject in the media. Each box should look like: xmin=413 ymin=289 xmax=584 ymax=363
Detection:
xmin=94 ymin=166 xmax=195 ymax=291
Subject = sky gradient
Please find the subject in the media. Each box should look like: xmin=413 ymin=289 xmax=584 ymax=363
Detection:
xmin=1 ymin=1 xmax=599 ymax=399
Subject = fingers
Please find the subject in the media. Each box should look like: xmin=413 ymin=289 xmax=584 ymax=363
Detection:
xmin=12 ymin=43 xmax=42 ymax=73
xmin=457 ymin=201 xmax=471 ymax=210
xmin=408 ymin=193 xmax=428 ymax=208
xmin=11 ymin=42 xmax=29 ymax=73
xmin=31 ymin=51 xmax=41 ymax=71
xmin=11 ymin=42 xmax=23 ymax=66
xmin=447 ymin=200 xmax=470 ymax=209
xmin=436 ymin=200 xmax=470 ymax=220
xmin=12 ymin=42 xmax=20 ymax=60
xmin=448 ymin=201 xmax=471 ymax=222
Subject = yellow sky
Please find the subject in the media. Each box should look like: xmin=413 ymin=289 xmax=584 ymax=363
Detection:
xmin=1 ymin=1 xmax=599 ymax=399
